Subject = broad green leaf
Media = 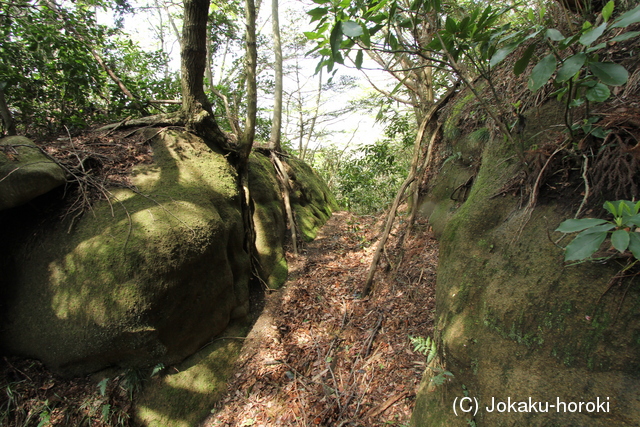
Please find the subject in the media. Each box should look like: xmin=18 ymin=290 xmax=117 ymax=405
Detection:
xmin=580 ymin=22 xmax=607 ymax=46
xmin=622 ymin=213 xmax=640 ymax=227
xmin=360 ymin=25 xmax=371 ymax=47
xmin=546 ymin=28 xmax=565 ymax=41
xmin=585 ymin=82 xmax=611 ymax=102
xmin=611 ymin=229 xmax=630 ymax=252
xmin=556 ymin=218 xmax=608 ymax=233
xmin=628 ymin=232 xmax=640 ymax=259
xmin=329 ymin=22 xmax=343 ymax=58
xmin=609 ymin=31 xmax=640 ymax=43
xmin=590 ymin=62 xmax=629 ymax=86
xmin=581 ymin=223 xmax=617 ymax=234
xmin=304 ymin=31 xmax=322 ymax=40
xmin=388 ymin=31 xmax=399 ymax=50
xmin=604 ymin=200 xmax=620 ymax=216
xmin=621 ymin=200 xmax=637 ymax=215
xmin=591 ymin=126 xmax=609 ymax=138
xmin=445 ymin=16 xmax=457 ymax=34
xmin=308 ymin=7 xmax=328 ymax=22
xmin=586 ymin=42 xmax=607 ymax=53
xmin=528 ymin=54 xmax=556 ymax=92
xmin=602 ymin=0 xmax=614 ymax=22
xmin=514 ymin=43 xmax=536 ymax=75
xmin=564 ymin=230 xmax=609 ymax=261
xmin=559 ymin=33 xmax=581 ymax=50
xmin=355 ymin=49 xmax=363 ymax=69
xmin=366 ymin=0 xmax=389 ymax=16
xmin=460 ymin=16 xmax=473 ymax=37
xmin=611 ymin=4 xmax=640 ymax=28
xmin=556 ymin=52 xmax=586 ymax=82
xmin=342 ymin=20 xmax=363 ymax=37
xmin=489 ymin=43 xmax=519 ymax=67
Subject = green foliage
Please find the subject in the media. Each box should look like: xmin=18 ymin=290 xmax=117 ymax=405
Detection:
xmin=556 ymin=200 xmax=640 ymax=262
xmin=410 ymin=335 xmax=454 ymax=386
xmin=429 ymin=367 xmax=454 ymax=386
xmin=312 ymin=111 xmax=413 ymax=214
xmin=0 ymin=0 xmax=179 ymax=136
xmin=410 ymin=335 xmax=438 ymax=364
xmin=518 ymin=2 xmax=640 ymax=124
xmin=335 ymin=140 xmax=409 ymax=213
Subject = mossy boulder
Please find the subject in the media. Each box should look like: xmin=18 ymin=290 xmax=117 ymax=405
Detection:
xmin=248 ymin=152 xmax=288 ymax=289
xmin=134 ymin=321 xmax=250 ymax=427
xmin=0 ymin=130 xmax=250 ymax=377
xmin=286 ymin=157 xmax=338 ymax=241
xmin=412 ymin=100 xmax=640 ymax=426
xmin=0 ymin=129 xmax=337 ymax=380
xmin=0 ymin=136 xmax=67 ymax=211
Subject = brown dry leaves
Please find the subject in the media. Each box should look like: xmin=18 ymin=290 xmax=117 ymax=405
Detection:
xmin=0 ymin=358 xmax=136 ymax=426
xmin=36 ymin=129 xmax=154 ymax=219
xmin=207 ymin=211 xmax=438 ymax=427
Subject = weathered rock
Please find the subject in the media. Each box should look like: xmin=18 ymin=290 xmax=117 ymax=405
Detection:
xmin=0 ymin=129 xmax=250 ymax=377
xmin=0 ymin=129 xmax=337 ymax=379
xmin=412 ymin=100 xmax=640 ymax=426
xmin=248 ymin=153 xmax=289 ymax=289
xmin=0 ymin=136 xmax=67 ymax=211
xmin=287 ymin=157 xmax=338 ymax=241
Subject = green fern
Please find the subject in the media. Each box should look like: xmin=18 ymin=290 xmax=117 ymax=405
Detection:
xmin=409 ymin=335 xmax=438 ymax=364
xmin=429 ymin=367 xmax=455 ymax=385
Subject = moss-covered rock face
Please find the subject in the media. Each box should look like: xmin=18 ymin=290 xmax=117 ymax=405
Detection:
xmin=412 ymin=100 xmax=640 ymax=426
xmin=286 ymin=157 xmax=338 ymax=241
xmin=0 ymin=136 xmax=67 ymax=211
xmin=248 ymin=152 xmax=288 ymax=289
xmin=0 ymin=130 xmax=336 ymax=379
xmin=0 ymin=130 xmax=249 ymax=377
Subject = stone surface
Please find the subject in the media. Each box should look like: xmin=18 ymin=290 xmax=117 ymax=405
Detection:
xmin=0 ymin=136 xmax=67 ymax=211
xmin=0 ymin=129 xmax=337 ymax=379
xmin=0 ymin=130 xmax=248 ymax=377
xmin=412 ymin=99 xmax=640 ymax=426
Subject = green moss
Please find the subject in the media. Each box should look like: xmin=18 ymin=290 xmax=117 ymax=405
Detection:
xmin=287 ymin=157 xmax=337 ymax=241
xmin=413 ymin=94 xmax=640 ymax=426
xmin=442 ymin=91 xmax=477 ymax=142
xmin=136 ymin=322 xmax=250 ymax=427
xmin=1 ymin=129 xmax=250 ymax=376
xmin=248 ymin=152 xmax=288 ymax=288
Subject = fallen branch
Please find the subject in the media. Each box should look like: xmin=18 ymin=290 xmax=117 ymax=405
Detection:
xmin=96 ymin=112 xmax=183 ymax=132
xmin=364 ymin=391 xmax=408 ymax=419
xmin=360 ymin=173 xmax=416 ymax=297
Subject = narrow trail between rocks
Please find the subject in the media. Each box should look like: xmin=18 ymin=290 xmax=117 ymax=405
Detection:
xmin=205 ymin=211 xmax=438 ymax=427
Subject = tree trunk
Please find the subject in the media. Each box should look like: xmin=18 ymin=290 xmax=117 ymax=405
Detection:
xmin=302 ymin=67 xmax=322 ymax=160
xmin=181 ymin=0 xmax=212 ymax=117
xmin=0 ymin=83 xmax=16 ymax=136
xmin=268 ymin=0 xmax=283 ymax=152
xmin=238 ymin=0 xmax=257 ymax=163
xmin=180 ymin=0 xmax=228 ymax=150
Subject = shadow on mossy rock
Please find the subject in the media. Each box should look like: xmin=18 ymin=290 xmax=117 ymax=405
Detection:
xmin=0 ymin=130 xmax=336 ymax=381
xmin=0 ymin=135 xmax=67 ymax=211
xmin=0 ymin=130 xmax=250 ymax=377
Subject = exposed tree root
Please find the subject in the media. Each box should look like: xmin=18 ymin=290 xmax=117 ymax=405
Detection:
xmin=270 ymin=151 xmax=299 ymax=255
xmin=96 ymin=112 xmax=184 ymax=132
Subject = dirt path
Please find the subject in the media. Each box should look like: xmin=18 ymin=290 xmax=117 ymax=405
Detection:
xmin=205 ymin=211 xmax=438 ymax=426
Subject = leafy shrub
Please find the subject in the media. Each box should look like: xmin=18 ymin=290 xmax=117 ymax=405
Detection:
xmin=556 ymin=200 xmax=640 ymax=262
